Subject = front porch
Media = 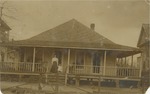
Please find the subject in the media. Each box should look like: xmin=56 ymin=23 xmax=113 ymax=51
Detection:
xmin=0 ymin=62 xmax=140 ymax=78
xmin=0 ymin=46 xmax=142 ymax=87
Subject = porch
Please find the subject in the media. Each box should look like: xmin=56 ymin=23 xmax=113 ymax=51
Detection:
xmin=0 ymin=62 xmax=140 ymax=78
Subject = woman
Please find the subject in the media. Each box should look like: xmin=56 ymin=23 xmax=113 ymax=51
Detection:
xmin=51 ymin=55 xmax=58 ymax=73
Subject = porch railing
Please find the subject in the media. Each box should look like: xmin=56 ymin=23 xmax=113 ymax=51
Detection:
xmin=69 ymin=65 xmax=104 ymax=75
xmin=69 ymin=65 xmax=140 ymax=78
xmin=116 ymin=67 xmax=140 ymax=78
xmin=0 ymin=62 xmax=46 ymax=73
xmin=0 ymin=62 xmax=140 ymax=78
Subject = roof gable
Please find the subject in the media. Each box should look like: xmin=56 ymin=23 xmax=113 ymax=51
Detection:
xmin=137 ymin=24 xmax=150 ymax=47
xmin=0 ymin=19 xmax=11 ymax=31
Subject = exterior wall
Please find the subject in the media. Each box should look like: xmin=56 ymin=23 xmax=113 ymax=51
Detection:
xmin=43 ymin=48 xmax=54 ymax=64
xmin=106 ymin=55 xmax=116 ymax=66
xmin=0 ymin=30 xmax=10 ymax=43
xmin=0 ymin=47 xmax=7 ymax=62
xmin=138 ymin=29 xmax=146 ymax=46
xmin=62 ymin=49 xmax=69 ymax=73
xmin=25 ymin=48 xmax=33 ymax=62
xmin=105 ymin=55 xmax=117 ymax=76
xmin=63 ymin=49 xmax=93 ymax=74
xmin=141 ymin=44 xmax=150 ymax=71
xmin=85 ymin=51 xmax=92 ymax=73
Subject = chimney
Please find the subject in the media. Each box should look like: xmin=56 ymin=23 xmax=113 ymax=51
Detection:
xmin=90 ymin=23 xmax=95 ymax=30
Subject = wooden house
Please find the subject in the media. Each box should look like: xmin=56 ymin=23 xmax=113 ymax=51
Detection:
xmin=0 ymin=18 xmax=11 ymax=62
xmin=137 ymin=24 xmax=150 ymax=71
xmin=0 ymin=18 xmax=11 ymax=43
xmin=137 ymin=24 xmax=150 ymax=91
xmin=0 ymin=19 xmax=141 ymax=87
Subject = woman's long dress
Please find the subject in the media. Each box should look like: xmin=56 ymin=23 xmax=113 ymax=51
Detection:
xmin=51 ymin=61 xmax=58 ymax=73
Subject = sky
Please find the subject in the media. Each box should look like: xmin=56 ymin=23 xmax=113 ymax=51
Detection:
xmin=1 ymin=0 xmax=149 ymax=47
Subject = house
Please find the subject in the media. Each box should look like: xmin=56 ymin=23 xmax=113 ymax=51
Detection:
xmin=0 ymin=18 xmax=11 ymax=62
xmin=137 ymin=24 xmax=150 ymax=71
xmin=137 ymin=24 xmax=150 ymax=92
xmin=0 ymin=18 xmax=11 ymax=43
xmin=0 ymin=19 xmax=141 ymax=87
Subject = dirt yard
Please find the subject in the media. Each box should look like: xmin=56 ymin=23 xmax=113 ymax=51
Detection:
xmin=0 ymin=81 xmax=143 ymax=94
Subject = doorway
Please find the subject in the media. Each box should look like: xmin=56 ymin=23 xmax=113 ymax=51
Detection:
xmin=92 ymin=52 xmax=100 ymax=73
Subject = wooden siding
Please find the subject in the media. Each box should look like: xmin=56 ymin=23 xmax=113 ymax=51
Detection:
xmin=105 ymin=56 xmax=116 ymax=76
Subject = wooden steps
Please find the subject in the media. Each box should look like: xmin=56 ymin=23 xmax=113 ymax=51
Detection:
xmin=43 ymin=73 xmax=65 ymax=85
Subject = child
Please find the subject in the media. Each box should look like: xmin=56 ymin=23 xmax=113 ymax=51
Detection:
xmin=58 ymin=63 xmax=62 ymax=73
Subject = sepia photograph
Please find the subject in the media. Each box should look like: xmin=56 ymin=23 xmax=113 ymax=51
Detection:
xmin=0 ymin=0 xmax=149 ymax=94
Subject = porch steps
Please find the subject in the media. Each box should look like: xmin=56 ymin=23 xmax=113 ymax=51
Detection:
xmin=44 ymin=73 xmax=65 ymax=85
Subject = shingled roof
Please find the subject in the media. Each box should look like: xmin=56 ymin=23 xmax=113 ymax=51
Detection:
xmin=29 ymin=19 xmax=114 ymax=44
xmin=3 ymin=19 xmax=139 ymax=51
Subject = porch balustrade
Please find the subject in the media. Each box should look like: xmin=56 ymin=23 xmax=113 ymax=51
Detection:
xmin=0 ymin=62 xmax=140 ymax=78
xmin=0 ymin=62 xmax=46 ymax=73
xmin=69 ymin=65 xmax=104 ymax=75
xmin=69 ymin=65 xmax=140 ymax=78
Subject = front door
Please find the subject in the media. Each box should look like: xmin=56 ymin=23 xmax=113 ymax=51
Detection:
xmin=92 ymin=53 xmax=100 ymax=73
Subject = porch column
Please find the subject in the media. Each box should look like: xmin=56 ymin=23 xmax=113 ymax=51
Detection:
xmin=139 ymin=53 xmax=142 ymax=77
xmin=118 ymin=58 xmax=120 ymax=64
xmin=121 ymin=58 xmax=123 ymax=66
xmin=103 ymin=51 xmax=107 ymax=75
xmin=42 ymin=48 xmax=44 ymax=62
xmin=24 ymin=48 xmax=26 ymax=62
xmin=131 ymin=55 xmax=133 ymax=68
xmin=4 ymin=48 xmax=7 ymax=62
xmin=124 ymin=57 xmax=126 ymax=66
xmin=32 ymin=47 xmax=36 ymax=72
xmin=65 ymin=49 xmax=70 ymax=85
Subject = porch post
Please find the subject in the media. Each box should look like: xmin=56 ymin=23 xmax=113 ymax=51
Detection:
xmin=4 ymin=48 xmax=7 ymax=62
xmin=118 ymin=58 xmax=120 ymax=64
xmin=75 ymin=51 xmax=77 ymax=70
xmin=42 ymin=48 xmax=44 ymax=62
xmin=131 ymin=55 xmax=133 ymax=68
xmin=24 ymin=48 xmax=26 ymax=62
xmin=65 ymin=49 xmax=70 ymax=85
xmin=67 ymin=49 xmax=70 ymax=73
xmin=121 ymin=58 xmax=123 ymax=66
xmin=139 ymin=53 xmax=142 ymax=77
xmin=103 ymin=51 xmax=107 ymax=75
xmin=32 ymin=47 xmax=36 ymax=72
xmin=125 ymin=57 xmax=126 ymax=66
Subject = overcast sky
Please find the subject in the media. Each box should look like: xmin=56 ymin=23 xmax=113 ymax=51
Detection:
xmin=2 ymin=0 xmax=149 ymax=47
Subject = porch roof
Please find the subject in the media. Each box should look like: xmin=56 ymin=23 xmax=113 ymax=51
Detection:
xmin=1 ymin=19 xmax=140 ymax=53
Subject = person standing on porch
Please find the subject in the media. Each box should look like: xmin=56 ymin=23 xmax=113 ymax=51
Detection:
xmin=51 ymin=55 xmax=58 ymax=73
xmin=58 ymin=63 xmax=62 ymax=73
